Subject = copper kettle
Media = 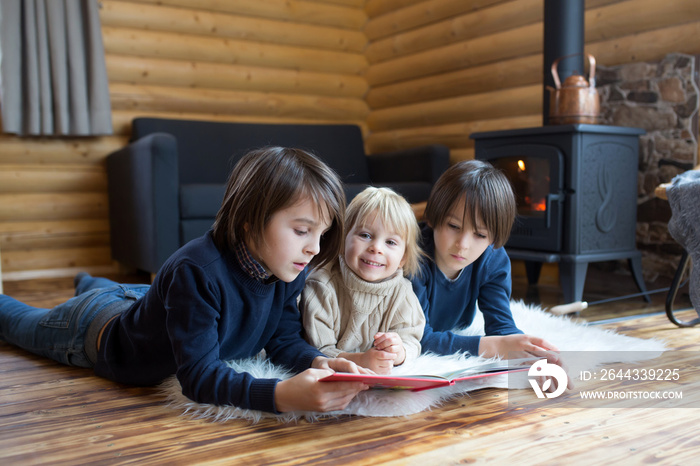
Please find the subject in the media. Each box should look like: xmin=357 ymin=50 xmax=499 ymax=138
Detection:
xmin=547 ymin=53 xmax=600 ymax=125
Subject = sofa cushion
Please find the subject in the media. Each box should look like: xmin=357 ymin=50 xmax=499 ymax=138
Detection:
xmin=381 ymin=182 xmax=434 ymax=205
xmin=132 ymin=118 xmax=371 ymax=186
xmin=180 ymin=184 xmax=226 ymax=219
xmin=180 ymin=219 xmax=216 ymax=245
xmin=345 ymin=182 xmax=433 ymax=205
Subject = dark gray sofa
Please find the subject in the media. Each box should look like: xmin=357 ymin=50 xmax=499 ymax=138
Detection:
xmin=106 ymin=117 xmax=449 ymax=274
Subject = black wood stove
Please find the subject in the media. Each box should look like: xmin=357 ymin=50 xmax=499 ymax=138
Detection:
xmin=469 ymin=0 xmax=648 ymax=305
xmin=472 ymin=124 xmax=647 ymax=304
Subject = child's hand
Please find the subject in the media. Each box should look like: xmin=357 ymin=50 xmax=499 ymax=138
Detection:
xmin=363 ymin=348 xmax=398 ymax=374
xmin=338 ymin=350 xmax=396 ymax=374
xmin=312 ymin=356 xmax=373 ymax=375
xmin=373 ymin=332 xmax=406 ymax=365
xmin=274 ymin=368 xmax=368 ymax=413
xmin=479 ymin=334 xmax=573 ymax=392
xmin=478 ymin=334 xmax=559 ymax=360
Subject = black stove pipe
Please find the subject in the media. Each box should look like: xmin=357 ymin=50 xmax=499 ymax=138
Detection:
xmin=543 ymin=0 xmax=586 ymax=125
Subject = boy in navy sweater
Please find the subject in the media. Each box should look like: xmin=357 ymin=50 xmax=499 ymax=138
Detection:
xmin=0 ymin=147 xmax=368 ymax=414
xmin=411 ymin=160 xmax=560 ymax=360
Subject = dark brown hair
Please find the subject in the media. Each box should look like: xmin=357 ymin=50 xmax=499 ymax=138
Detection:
xmin=424 ymin=159 xmax=516 ymax=248
xmin=212 ymin=146 xmax=346 ymax=269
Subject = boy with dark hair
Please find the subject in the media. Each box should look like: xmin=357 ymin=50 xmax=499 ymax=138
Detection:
xmin=412 ymin=160 xmax=559 ymax=359
xmin=0 ymin=147 xmax=368 ymax=414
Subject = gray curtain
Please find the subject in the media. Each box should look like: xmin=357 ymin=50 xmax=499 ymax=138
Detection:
xmin=0 ymin=0 xmax=112 ymax=136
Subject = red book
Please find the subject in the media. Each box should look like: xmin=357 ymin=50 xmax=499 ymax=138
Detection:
xmin=320 ymin=358 xmax=536 ymax=392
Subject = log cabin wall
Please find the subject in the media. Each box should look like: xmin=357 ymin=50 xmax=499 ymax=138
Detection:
xmin=363 ymin=0 xmax=700 ymax=282
xmin=2 ymin=0 xmax=700 ymax=281
xmin=363 ymin=0 xmax=700 ymax=164
xmin=0 ymin=0 xmax=369 ymax=280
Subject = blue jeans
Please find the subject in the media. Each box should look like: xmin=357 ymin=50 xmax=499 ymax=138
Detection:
xmin=0 ymin=273 xmax=150 ymax=368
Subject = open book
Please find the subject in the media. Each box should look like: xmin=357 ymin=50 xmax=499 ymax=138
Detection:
xmin=320 ymin=357 xmax=537 ymax=391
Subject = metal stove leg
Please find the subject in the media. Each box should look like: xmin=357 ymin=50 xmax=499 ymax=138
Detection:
xmin=627 ymin=253 xmax=650 ymax=302
xmin=524 ymin=261 xmax=543 ymax=285
xmin=559 ymin=261 xmax=588 ymax=304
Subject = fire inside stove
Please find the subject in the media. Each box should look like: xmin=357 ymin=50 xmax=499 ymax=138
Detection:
xmin=491 ymin=156 xmax=551 ymax=219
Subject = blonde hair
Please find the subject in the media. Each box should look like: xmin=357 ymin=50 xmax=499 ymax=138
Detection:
xmin=345 ymin=187 xmax=424 ymax=278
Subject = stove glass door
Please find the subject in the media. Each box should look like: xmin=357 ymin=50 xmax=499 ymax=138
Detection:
xmin=478 ymin=144 xmax=564 ymax=252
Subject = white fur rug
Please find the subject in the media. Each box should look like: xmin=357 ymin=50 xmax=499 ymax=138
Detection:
xmin=161 ymin=301 xmax=668 ymax=422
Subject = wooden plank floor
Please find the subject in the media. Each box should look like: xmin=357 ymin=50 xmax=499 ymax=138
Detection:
xmin=1 ymin=269 xmax=699 ymax=464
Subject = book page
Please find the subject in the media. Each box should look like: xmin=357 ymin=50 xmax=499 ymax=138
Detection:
xmin=320 ymin=357 xmax=540 ymax=390
xmin=435 ymin=357 xmax=539 ymax=380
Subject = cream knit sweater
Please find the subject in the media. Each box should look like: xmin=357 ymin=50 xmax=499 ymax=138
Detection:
xmin=301 ymin=256 xmax=425 ymax=365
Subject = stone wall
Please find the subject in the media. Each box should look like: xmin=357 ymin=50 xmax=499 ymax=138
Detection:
xmin=596 ymin=54 xmax=699 ymax=281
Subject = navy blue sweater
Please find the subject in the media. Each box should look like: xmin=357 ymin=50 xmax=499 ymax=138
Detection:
xmin=95 ymin=232 xmax=324 ymax=413
xmin=411 ymin=224 xmax=522 ymax=356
